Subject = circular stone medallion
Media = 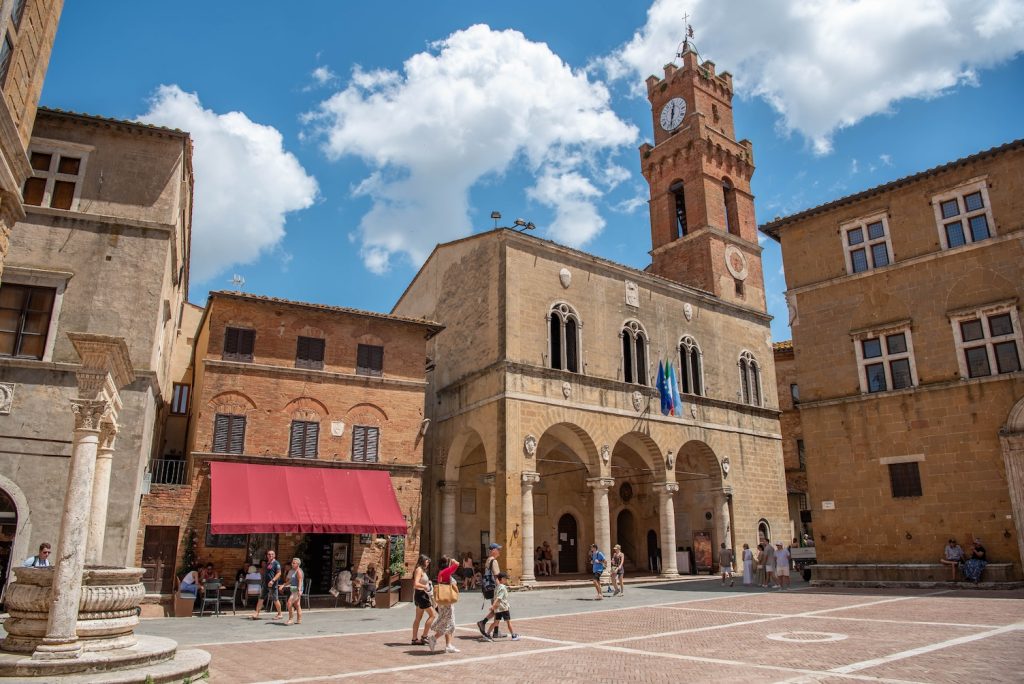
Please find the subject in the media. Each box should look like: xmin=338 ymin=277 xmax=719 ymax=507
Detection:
xmin=766 ymin=631 xmax=848 ymax=643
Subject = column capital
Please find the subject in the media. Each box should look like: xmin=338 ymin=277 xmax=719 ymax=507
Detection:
xmin=70 ymin=399 xmax=110 ymax=432
xmin=98 ymin=421 xmax=119 ymax=452
xmin=656 ymin=482 xmax=680 ymax=497
xmin=521 ymin=471 xmax=540 ymax=487
xmin=440 ymin=482 xmax=459 ymax=494
xmin=586 ymin=477 xmax=615 ymax=491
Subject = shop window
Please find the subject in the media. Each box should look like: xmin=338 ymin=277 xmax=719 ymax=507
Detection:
xmin=223 ymin=327 xmax=255 ymax=362
xmin=212 ymin=414 xmax=246 ymax=454
xmin=296 ymin=336 xmax=325 ymax=370
xmin=356 ymin=344 xmax=383 ymax=376
xmin=352 ymin=425 xmax=379 ymax=462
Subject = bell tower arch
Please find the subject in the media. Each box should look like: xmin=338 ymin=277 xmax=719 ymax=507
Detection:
xmin=639 ymin=44 xmax=765 ymax=310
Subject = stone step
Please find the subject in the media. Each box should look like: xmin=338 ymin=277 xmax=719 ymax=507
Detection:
xmin=1 ymin=649 xmax=212 ymax=684
xmin=0 ymin=635 xmax=185 ymax=678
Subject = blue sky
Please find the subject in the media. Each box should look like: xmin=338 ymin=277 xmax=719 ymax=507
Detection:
xmin=41 ymin=1 xmax=1024 ymax=341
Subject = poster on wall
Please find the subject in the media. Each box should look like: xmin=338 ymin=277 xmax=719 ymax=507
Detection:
xmin=692 ymin=530 xmax=712 ymax=572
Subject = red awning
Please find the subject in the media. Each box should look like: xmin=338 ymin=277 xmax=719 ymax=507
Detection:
xmin=209 ymin=461 xmax=408 ymax=535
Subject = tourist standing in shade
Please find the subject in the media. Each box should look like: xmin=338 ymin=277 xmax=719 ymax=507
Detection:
xmin=719 ymin=542 xmax=735 ymax=587
xmin=763 ymin=540 xmax=777 ymax=589
xmin=755 ymin=543 xmax=766 ymax=587
xmin=774 ymin=541 xmax=791 ymax=590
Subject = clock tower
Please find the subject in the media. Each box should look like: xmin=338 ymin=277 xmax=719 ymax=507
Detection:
xmin=639 ymin=46 xmax=764 ymax=310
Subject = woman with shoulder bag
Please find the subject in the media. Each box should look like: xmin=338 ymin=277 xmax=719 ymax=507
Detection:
xmin=411 ymin=555 xmax=435 ymax=645
xmin=426 ymin=556 xmax=461 ymax=653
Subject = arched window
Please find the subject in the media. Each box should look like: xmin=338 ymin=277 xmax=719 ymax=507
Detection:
xmin=670 ymin=181 xmax=687 ymax=239
xmin=723 ymin=178 xmax=739 ymax=235
xmin=678 ymin=336 xmax=703 ymax=396
xmin=548 ymin=303 xmax=581 ymax=373
xmin=757 ymin=518 xmax=771 ymax=545
xmin=739 ymin=351 xmax=762 ymax=406
xmin=621 ymin=320 xmax=649 ymax=386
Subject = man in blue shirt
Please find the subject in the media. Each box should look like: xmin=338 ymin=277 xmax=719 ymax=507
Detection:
xmin=589 ymin=544 xmax=606 ymax=600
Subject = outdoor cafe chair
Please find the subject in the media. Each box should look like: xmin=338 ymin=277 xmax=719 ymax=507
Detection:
xmin=301 ymin=577 xmax=312 ymax=610
xmin=199 ymin=580 xmax=224 ymax=617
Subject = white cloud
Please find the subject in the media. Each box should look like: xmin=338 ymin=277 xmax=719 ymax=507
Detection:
xmin=312 ymin=65 xmax=337 ymax=86
xmin=306 ymin=24 xmax=637 ymax=273
xmin=879 ymin=153 xmax=893 ymax=166
xmin=850 ymin=158 xmax=860 ymax=174
xmin=600 ymin=0 xmax=1024 ymax=154
xmin=139 ymin=85 xmax=318 ymax=283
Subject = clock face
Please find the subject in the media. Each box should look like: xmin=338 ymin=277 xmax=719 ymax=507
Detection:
xmin=659 ymin=97 xmax=687 ymax=131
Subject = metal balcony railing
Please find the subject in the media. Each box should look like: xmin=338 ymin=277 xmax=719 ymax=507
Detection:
xmin=150 ymin=458 xmax=187 ymax=485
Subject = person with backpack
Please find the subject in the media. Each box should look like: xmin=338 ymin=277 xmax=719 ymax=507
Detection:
xmin=476 ymin=543 xmax=502 ymax=639
xmin=22 ymin=542 xmax=52 ymax=567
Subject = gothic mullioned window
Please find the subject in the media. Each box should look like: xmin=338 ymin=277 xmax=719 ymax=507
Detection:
xmin=678 ymin=335 xmax=704 ymax=395
xmin=548 ymin=302 xmax=581 ymax=373
xmin=621 ymin=320 xmax=649 ymax=386
xmin=738 ymin=350 xmax=762 ymax=406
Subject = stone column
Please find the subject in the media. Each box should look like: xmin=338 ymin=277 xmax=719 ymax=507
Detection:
xmin=657 ymin=482 xmax=680 ymax=577
xmin=86 ymin=421 xmax=118 ymax=566
xmin=586 ymin=477 xmax=614 ymax=580
xmin=483 ymin=473 xmax=496 ymax=544
xmin=1000 ymin=431 xmax=1024 ymax=573
xmin=719 ymin=488 xmax=733 ymax=550
xmin=33 ymin=398 xmax=109 ymax=660
xmin=520 ymin=472 xmax=540 ymax=585
xmin=439 ymin=483 xmax=458 ymax=557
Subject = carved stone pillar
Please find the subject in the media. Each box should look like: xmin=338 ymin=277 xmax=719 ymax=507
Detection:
xmin=657 ymin=482 xmax=680 ymax=577
xmin=34 ymin=398 xmax=109 ymax=660
xmin=520 ymin=472 xmax=540 ymax=584
xmin=718 ymin=488 xmax=733 ymax=551
xmin=586 ymin=477 xmax=614 ymax=580
xmin=86 ymin=420 xmax=118 ymax=566
xmin=483 ymin=473 xmax=496 ymax=544
xmin=439 ymin=482 xmax=458 ymax=557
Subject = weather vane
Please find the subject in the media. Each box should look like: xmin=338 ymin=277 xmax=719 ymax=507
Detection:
xmin=676 ymin=12 xmax=698 ymax=60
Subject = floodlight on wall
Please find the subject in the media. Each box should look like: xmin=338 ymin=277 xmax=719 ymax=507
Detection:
xmin=490 ymin=211 xmax=501 ymax=228
xmin=514 ymin=218 xmax=536 ymax=232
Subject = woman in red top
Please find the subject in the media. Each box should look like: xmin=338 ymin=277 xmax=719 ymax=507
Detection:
xmin=426 ymin=556 xmax=461 ymax=653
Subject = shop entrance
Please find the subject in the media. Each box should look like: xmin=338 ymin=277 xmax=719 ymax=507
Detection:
xmin=303 ymin=534 xmax=352 ymax=594
xmin=557 ymin=513 xmax=578 ymax=573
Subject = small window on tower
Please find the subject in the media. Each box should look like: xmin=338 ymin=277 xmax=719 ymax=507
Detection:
xmin=712 ymin=104 xmax=720 ymax=123
xmin=670 ymin=181 xmax=687 ymax=239
xmin=734 ymin=279 xmax=745 ymax=297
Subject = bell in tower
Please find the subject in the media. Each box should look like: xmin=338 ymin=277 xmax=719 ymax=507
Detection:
xmin=638 ymin=31 xmax=765 ymax=311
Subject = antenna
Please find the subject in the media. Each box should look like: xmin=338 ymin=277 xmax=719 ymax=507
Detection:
xmin=229 ymin=274 xmax=246 ymax=291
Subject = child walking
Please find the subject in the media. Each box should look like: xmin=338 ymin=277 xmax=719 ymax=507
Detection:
xmin=483 ymin=573 xmax=519 ymax=641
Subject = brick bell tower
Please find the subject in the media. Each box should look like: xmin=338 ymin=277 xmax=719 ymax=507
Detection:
xmin=639 ymin=43 xmax=764 ymax=310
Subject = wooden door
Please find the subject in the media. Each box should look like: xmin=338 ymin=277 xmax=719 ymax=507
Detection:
xmin=141 ymin=526 xmax=179 ymax=593
xmin=557 ymin=514 xmax=578 ymax=573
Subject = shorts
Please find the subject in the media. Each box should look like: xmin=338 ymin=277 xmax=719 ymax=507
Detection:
xmin=615 ymin=567 xmax=624 ymax=577
xmin=776 ymin=565 xmax=790 ymax=577
xmin=722 ymin=567 xmax=734 ymax=576
xmin=461 ymin=567 xmax=475 ymax=579
xmin=592 ymin=572 xmax=603 ymax=582
xmin=414 ymin=589 xmax=432 ymax=609
xmin=494 ymin=610 xmax=511 ymax=621
xmin=261 ymin=584 xmax=279 ymax=603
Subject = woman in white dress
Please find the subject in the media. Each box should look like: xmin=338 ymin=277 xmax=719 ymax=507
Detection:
xmin=742 ymin=543 xmax=754 ymax=585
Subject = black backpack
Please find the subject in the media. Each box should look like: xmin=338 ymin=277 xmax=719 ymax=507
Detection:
xmin=481 ymin=558 xmax=497 ymax=599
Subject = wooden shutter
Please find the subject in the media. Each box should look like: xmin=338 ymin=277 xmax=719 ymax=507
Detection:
xmin=223 ymin=328 xmax=239 ymax=357
xmin=357 ymin=344 xmax=383 ymax=376
xmin=296 ymin=337 xmax=325 ymax=369
xmin=239 ymin=330 xmax=255 ymax=360
xmin=288 ymin=421 xmax=304 ymax=457
xmin=365 ymin=427 xmax=379 ymax=462
xmin=212 ymin=414 xmax=230 ymax=453
xmin=304 ymin=422 xmax=319 ymax=458
xmin=352 ymin=426 xmax=366 ymax=462
xmin=228 ymin=416 xmax=246 ymax=454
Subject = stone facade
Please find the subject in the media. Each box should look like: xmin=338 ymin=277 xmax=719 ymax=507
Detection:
xmin=0 ymin=0 xmax=64 ymax=279
xmin=136 ymin=292 xmax=439 ymax=593
xmin=0 ymin=109 xmax=193 ymax=582
xmin=773 ymin=340 xmax=808 ymax=538
xmin=762 ymin=140 xmax=1024 ymax=575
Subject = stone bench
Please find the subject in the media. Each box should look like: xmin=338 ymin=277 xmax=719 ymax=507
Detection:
xmin=810 ymin=562 xmax=1019 ymax=587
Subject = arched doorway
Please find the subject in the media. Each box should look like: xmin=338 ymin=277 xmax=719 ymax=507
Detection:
xmin=616 ymin=509 xmax=637 ymax=570
xmin=557 ymin=513 xmax=579 ymax=573
xmin=758 ymin=519 xmax=771 ymax=545
xmin=646 ymin=529 xmax=659 ymax=573
xmin=0 ymin=489 xmax=18 ymax=601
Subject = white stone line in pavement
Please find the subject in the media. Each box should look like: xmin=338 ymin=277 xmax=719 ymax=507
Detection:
xmin=591 ymin=643 xmax=929 ymax=684
xmin=665 ymin=604 xmax=999 ymax=630
xmin=829 ymin=621 xmax=1024 ymax=675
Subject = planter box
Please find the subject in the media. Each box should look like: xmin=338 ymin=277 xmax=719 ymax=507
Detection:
xmin=399 ymin=578 xmax=414 ymax=603
xmin=374 ymin=588 xmax=399 ymax=608
xmin=174 ymin=593 xmax=196 ymax=617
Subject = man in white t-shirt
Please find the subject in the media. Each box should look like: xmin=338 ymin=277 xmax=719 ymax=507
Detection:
xmin=22 ymin=542 xmax=52 ymax=568
xmin=774 ymin=541 xmax=791 ymax=590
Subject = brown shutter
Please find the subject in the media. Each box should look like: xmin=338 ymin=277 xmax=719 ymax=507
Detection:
xmin=213 ymin=414 xmax=230 ymax=453
xmin=288 ymin=421 xmax=304 ymax=457
xmin=228 ymin=416 xmax=246 ymax=454
xmin=365 ymin=427 xmax=379 ymax=463
xmin=223 ymin=328 xmax=239 ymax=357
xmin=310 ymin=338 xmax=325 ymax=364
xmin=239 ymin=330 xmax=255 ymax=360
xmin=352 ymin=426 xmax=366 ymax=462
xmin=304 ymin=422 xmax=319 ymax=458
xmin=295 ymin=337 xmax=310 ymax=365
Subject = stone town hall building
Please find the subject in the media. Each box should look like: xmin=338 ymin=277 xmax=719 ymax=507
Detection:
xmin=393 ymin=48 xmax=788 ymax=583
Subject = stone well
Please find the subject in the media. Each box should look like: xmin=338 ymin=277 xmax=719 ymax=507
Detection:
xmin=2 ymin=566 xmax=145 ymax=654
